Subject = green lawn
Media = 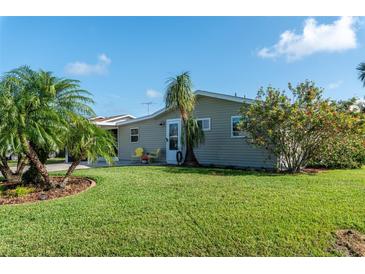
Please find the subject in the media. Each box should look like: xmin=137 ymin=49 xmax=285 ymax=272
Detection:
xmin=0 ymin=166 xmax=364 ymax=256
xmin=8 ymin=157 xmax=65 ymax=167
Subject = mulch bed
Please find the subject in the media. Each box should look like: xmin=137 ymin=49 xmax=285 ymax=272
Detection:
xmin=334 ymin=229 xmax=365 ymax=256
xmin=0 ymin=176 xmax=95 ymax=205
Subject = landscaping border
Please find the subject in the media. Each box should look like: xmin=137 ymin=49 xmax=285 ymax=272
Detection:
xmin=0 ymin=176 xmax=96 ymax=206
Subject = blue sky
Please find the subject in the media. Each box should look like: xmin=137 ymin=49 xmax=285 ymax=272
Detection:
xmin=0 ymin=16 xmax=365 ymax=117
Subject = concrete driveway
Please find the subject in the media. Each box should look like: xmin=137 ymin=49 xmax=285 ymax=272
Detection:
xmin=46 ymin=161 xmax=128 ymax=172
xmin=11 ymin=160 xmax=163 ymax=173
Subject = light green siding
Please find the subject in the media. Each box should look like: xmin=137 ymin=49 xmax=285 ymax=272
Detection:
xmin=118 ymin=95 xmax=277 ymax=168
xmin=118 ymin=110 xmax=179 ymax=161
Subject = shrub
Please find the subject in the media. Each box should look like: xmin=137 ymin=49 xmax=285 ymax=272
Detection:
xmin=5 ymin=186 xmax=36 ymax=197
xmin=308 ymin=99 xmax=365 ymax=169
xmin=240 ymin=81 xmax=365 ymax=172
xmin=240 ymin=81 xmax=342 ymax=172
xmin=309 ymin=135 xmax=365 ymax=169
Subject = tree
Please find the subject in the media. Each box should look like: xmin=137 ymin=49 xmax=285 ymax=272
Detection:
xmin=309 ymin=98 xmax=365 ymax=168
xmin=0 ymin=66 xmax=94 ymax=188
xmin=183 ymin=115 xmax=205 ymax=153
xmin=165 ymin=72 xmax=204 ymax=166
xmin=0 ymin=79 xmax=28 ymax=182
xmin=357 ymin=62 xmax=365 ymax=86
xmin=0 ymin=139 xmax=27 ymax=183
xmin=240 ymin=81 xmax=345 ymax=173
xmin=62 ymin=117 xmax=116 ymax=186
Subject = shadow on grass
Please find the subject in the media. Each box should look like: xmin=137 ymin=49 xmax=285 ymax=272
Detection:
xmin=161 ymin=165 xmax=284 ymax=177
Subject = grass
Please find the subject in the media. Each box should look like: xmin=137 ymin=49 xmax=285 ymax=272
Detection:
xmin=8 ymin=157 xmax=65 ymax=167
xmin=0 ymin=166 xmax=364 ymax=256
xmin=46 ymin=157 xmax=65 ymax=165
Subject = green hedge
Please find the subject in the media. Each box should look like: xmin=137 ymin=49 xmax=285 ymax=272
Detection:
xmin=309 ymin=135 xmax=365 ymax=169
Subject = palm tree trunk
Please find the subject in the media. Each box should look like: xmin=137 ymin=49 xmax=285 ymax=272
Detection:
xmin=0 ymin=157 xmax=21 ymax=183
xmin=15 ymin=155 xmax=27 ymax=175
xmin=181 ymin=120 xmax=199 ymax=167
xmin=19 ymin=133 xmax=53 ymax=188
xmin=61 ymin=160 xmax=80 ymax=188
xmin=183 ymin=142 xmax=199 ymax=166
xmin=25 ymin=143 xmax=54 ymax=187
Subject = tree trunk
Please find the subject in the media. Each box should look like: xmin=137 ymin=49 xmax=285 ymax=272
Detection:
xmin=183 ymin=142 xmax=199 ymax=167
xmin=15 ymin=155 xmax=27 ymax=175
xmin=0 ymin=168 xmax=21 ymax=183
xmin=61 ymin=160 xmax=81 ymax=188
xmin=24 ymin=141 xmax=54 ymax=189
xmin=0 ymin=157 xmax=22 ymax=183
xmin=182 ymin=122 xmax=199 ymax=167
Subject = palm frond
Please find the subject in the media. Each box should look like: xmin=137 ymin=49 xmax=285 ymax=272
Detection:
xmin=165 ymin=71 xmax=195 ymax=116
xmin=357 ymin=62 xmax=365 ymax=87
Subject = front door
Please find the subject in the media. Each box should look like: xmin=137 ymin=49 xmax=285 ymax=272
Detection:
xmin=166 ymin=119 xmax=181 ymax=164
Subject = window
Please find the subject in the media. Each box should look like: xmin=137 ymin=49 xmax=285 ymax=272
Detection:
xmin=231 ymin=116 xmax=244 ymax=138
xmin=197 ymin=118 xmax=211 ymax=131
xmin=130 ymin=128 xmax=139 ymax=143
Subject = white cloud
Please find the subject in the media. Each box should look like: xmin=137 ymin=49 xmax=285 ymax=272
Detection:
xmin=146 ymin=89 xmax=162 ymax=98
xmin=258 ymin=17 xmax=358 ymax=61
xmin=327 ymin=80 xmax=343 ymax=90
xmin=65 ymin=53 xmax=111 ymax=76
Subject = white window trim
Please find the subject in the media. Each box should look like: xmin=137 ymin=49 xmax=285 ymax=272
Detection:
xmin=130 ymin=127 xmax=139 ymax=143
xmin=197 ymin=117 xmax=211 ymax=131
xmin=116 ymin=127 xmax=120 ymax=158
xmin=231 ymin=116 xmax=245 ymax=138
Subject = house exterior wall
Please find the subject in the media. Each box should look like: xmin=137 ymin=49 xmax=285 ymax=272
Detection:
xmin=118 ymin=109 xmax=179 ymax=162
xmin=118 ymin=95 xmax=277 ymax=169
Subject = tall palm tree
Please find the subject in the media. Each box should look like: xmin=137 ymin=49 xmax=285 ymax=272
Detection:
xmin=62 ymin=116 xmax=116 ymax=186
xmin=1 ymin=66 xmax=94 ymax=188
xmin=357 ymin=62 xmax=365 ymax=86
xmin=165 ymin=72 xmax=203 ymax=166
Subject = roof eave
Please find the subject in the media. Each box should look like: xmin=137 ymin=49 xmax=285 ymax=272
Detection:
xmin=116 ymin=90 xmax=254 ymax=127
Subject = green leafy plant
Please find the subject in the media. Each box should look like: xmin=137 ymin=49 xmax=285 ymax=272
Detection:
xmin=309 ymin=99 xmax=365 ymax=169
xmin=62 ymin=116 xmax=116 ymax=186
xmin=0 ymin=66 xmax=94 ymax=188
xmin=240 ymin=81 xmax=364 ymax=172
xmin=182 ymin=115 xmax=205 ymax=149
xmin=309 ymin=136 xmax=365 ymax=169
xmin=0 ymin=185 xmax=5 ymax=194
xmin=4 ymin=186 xmax=36 ymax=197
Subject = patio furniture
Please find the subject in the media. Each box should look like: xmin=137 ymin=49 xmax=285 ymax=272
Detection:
xmin=141 ymin=154 xmax=149 ymax=164
xmin=148 ymin=148 xmax=161 ymax=163
xmin=131 ymin=147 xmax=144 ymax=162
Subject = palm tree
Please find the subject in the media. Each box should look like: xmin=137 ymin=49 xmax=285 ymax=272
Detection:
xmin=0 ymin=79 xmax=28 ymax=182
xmin=183 ymin=115 xmax=205 ymax=154
xmin=1 ymin=66 xmax=94 ymax=188
xmin=165 ymin=72 xmax=203 ymax=166
xmin=62 ymin=116 xmax=116 ymax=186
xmin=0 ymin=141 xmax=27 ymax=183
xmin=357 ymin=62 xmax=365 ymax=86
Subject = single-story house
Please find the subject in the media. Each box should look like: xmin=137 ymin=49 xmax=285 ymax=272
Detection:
xmin=109 ymin=90 xmax=277 ymax=169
